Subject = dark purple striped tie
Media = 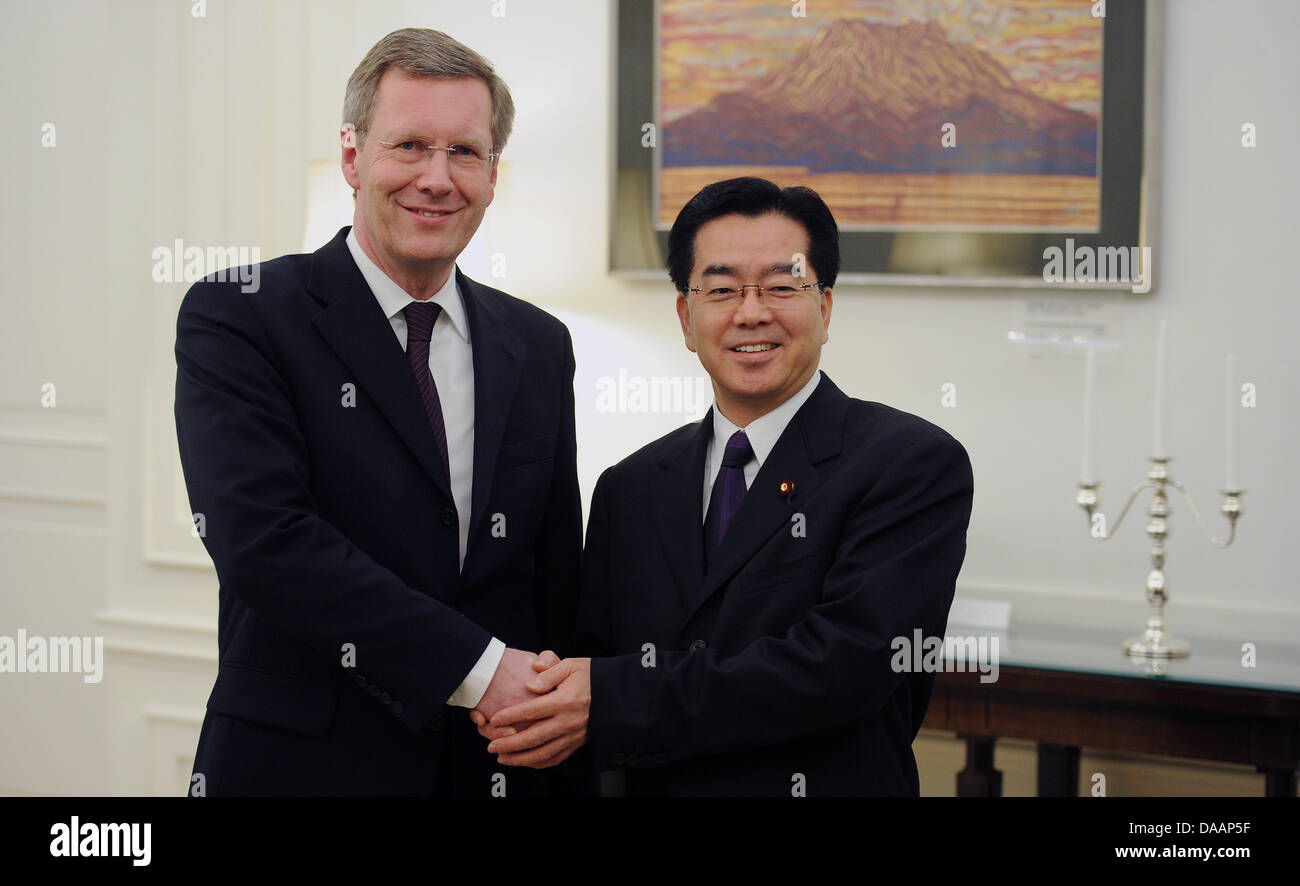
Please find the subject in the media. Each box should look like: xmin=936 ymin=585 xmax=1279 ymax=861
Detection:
xmin=403 ymin=302 xmax=450 ymax=479
xmin=704 ymin=430 xmax=754 ymax=559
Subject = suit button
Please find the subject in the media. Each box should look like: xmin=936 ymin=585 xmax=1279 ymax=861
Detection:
xmin=613 ymin=753 xmax=625 ymax=766
xmin=441 ymin=508 xmax=457 ymax=526
xmin=392 ymin=701 xmax=404 ymax=715
xmin=689 ymin=639 xmax=706 ymax=651
xmin=368 ymin=685 xmax=380 ymax=696
xmin=380 ymin=692 xmax=392 ymax=704
xmin=354 ymin=674 xmax=367 ymax=687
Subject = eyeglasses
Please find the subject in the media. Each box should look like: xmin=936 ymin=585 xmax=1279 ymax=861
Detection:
xmin=688 ymin=278 xmax=825 ymax=304
xmin=356 ymin=129 xmax=499 ymax=175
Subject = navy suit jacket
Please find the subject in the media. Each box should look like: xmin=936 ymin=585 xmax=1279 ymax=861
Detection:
xmin=576 ymin=373 xmax=973 ymax=796
xmin=174 ymin=227 xmax=581 ymax=795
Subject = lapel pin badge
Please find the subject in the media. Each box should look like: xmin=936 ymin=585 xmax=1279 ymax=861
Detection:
xmin=779 ymin=480 xmax=795 ymax=498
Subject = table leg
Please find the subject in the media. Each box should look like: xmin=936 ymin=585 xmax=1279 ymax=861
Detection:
xmin=956 ymin=735 xmax=1002 ymax=797
xmin=1037 ymin=743 xmax=1081 ymax=796
xmin=1258 ymin=767 xmax=1297 ymax=797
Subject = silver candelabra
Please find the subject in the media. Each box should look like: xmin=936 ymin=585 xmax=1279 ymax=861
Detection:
xmin=1076 ymin=456 xmax=1244 ymax=660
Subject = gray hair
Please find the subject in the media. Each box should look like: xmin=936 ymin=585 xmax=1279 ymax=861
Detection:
xmin=342 ymin=28 xmax=515 ymax=152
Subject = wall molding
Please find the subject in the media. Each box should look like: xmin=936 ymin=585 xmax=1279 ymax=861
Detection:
xmin=143 ymin=704 xmax=204 ymax=797
xmin=102 ymin=639 xmax=217 ymax=665
xmin=143 ymin=547 xmax=215 ymax=572
xmin=93 ymin=608 xmax=216 ymax=636
xmin=0 ymin=404 xmax=106 ymax=419
xmin=94 ymin=608 xmax=217 ymax=665
xmin=0 ymin=428 xmax=108 ymax=449
xmin=142 ymin=704 xmax=205 ymax=728
xmin=0 ymin=485 xmax=107 ymax=507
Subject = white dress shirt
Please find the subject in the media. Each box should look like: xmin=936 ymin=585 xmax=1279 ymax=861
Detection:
xmin=345 ymin=229 xmax=503 ymax=708
xmin=703 ymin=370 xmax=823 ymax=518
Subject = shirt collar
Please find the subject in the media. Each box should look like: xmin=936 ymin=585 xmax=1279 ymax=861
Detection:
xmin=346 ymin=227 xmax=469 ymax=343
xmin=710 ymin=370 xmax=823 ymax=467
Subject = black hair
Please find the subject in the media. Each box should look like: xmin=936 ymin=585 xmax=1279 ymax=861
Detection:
xmin=665 ymin=176 xmax=840 ymax=294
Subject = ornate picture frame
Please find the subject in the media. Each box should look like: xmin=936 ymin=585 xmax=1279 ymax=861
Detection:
xmin=611 ymin=0 xmax=1161 ymax=292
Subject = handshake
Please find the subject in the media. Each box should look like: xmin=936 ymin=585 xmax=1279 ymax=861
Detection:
xmin=468 ymin=648 xmax=592 ymax=769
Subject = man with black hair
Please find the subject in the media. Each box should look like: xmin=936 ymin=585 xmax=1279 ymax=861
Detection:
xmin=474 ymin=177 xmax=974 ymax=795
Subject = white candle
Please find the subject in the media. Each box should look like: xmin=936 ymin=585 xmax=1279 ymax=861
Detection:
xmin=1225 ymin=354 xmax=1238 ymax=490
xmin=1151 ymin=319 xmax=1168 ymax=457
xmin=1081 ymin=348 xmax=1096 ymax=483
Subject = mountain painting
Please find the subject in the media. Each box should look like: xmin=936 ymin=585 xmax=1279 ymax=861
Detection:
xmin=658 ymin=0 xmax=1103 ymax=231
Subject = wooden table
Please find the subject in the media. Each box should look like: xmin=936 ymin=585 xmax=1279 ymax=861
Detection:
xmin=920 ymin=620 xmax=1300 ymax=797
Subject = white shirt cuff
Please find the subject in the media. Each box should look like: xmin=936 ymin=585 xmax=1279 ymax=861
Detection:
xmin=446 ymin=637 xmax=506 ymax=708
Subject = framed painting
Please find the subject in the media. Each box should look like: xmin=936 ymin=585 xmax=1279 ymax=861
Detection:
xmin=611 ymin=0 xmax=1161 ymax=291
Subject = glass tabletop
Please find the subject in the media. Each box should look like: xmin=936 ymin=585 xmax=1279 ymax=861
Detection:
xmin=993 ymin=619 xmax=1300 ymax=691
xmin=943 ymin=592 xmax=1300 ymax=693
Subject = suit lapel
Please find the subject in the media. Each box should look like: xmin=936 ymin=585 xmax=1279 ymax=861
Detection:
xmin=308 ymin=228 xmax=453 ymax=501
xmin=683 ymin=375 xmax=848 ymax=625
xmin=458 ymin=270 xmax=525 ymax=563
xmin=650 ymin=415 xmax=711 ymax=613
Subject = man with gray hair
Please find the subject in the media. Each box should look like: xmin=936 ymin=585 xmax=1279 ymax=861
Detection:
xmin=175 ymin=28 xmax=580 ymax=795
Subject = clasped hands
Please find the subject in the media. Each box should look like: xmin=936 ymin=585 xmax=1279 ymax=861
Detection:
xmin=469 ymin=647 xmax=590 ymax=768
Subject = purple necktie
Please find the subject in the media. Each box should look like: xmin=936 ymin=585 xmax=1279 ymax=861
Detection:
xmin=704 ymin=430 xmax=754 ymax=558
xmin=403 ymin=302 xmax=450 ymax=479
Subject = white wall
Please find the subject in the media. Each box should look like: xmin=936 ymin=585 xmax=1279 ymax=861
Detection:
xmin=1 ymin=0 xmax=1296 ymax=795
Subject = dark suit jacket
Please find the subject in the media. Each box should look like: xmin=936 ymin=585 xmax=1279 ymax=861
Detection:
xmin=174 ymin=226 xmax=581 ymax=795
xmin=575 ymin=372 xmax=973 ymax=796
